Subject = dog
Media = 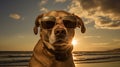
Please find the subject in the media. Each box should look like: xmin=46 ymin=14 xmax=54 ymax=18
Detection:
xmin=29 ymin=10 xmax=86 ymax=67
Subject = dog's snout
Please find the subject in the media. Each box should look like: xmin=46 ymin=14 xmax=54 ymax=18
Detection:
xmin=54 ymin=28 xmax=66 ymax=37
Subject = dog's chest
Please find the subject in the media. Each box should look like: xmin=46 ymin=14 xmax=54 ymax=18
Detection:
xmin=51 ymin=59 xmax=75 ymax=67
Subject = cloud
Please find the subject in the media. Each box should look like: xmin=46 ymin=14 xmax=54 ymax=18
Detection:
xmin=40 ymin=7 xmax=49 ymax=13
xmin=55 ymin=0 xmax=66 ymax=3
xmin=92 ymin=42 xmax=109 ymax=45
xmin=9 ymin=13 xmax=21 ymax=20
xmin=39 ymin=0 xmax=49 ymax=13
xmin=91 ymin=39 xmax=120 ymax=46
xmin=68 ymin=0 xmax=120 ymax=29
xmin=95 ymin=15 xmax=120 ymax=29
xmin=83 ymin=35 xmax=101 ymax=38
xmin=113 ymin=39 xmax=120 ymax=42
xmin=39 ymin=0 xmax=48 ymax=6
xmin=109 ymin=39 xmax=120 ymax=46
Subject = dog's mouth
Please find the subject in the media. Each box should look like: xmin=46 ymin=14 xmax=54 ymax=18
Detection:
xmin=55 ymin=39 xmax=66 ymax=44
xmin=45 ymin=39 xmax=73 ymax=61
xmin=52 ymin=39 xmax=67 ymax=49
xmin=54 ymin=39 xmax=67 ymax=44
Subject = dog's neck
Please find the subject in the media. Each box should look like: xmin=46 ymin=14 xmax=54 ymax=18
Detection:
xmin=42 ymin=41 xmax=73 ymax=62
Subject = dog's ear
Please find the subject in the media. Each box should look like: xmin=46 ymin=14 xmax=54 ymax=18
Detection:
xmin=33 ymin=14 xmax=43 ymax=35
xmin=75 ymin=15 xmax=86 ymax=33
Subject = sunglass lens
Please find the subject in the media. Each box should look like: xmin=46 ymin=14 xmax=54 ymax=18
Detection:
xmin=41 ymin=21 xmax=55 ymax=29
xmin=63 ymin=20 xmax=76 ymax=28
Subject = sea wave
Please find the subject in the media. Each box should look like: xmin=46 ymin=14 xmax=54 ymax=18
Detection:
xmin=0 ymin=51 xmax=120 ymax=66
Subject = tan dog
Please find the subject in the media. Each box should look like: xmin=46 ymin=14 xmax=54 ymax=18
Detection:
xmin=29 ymin=10 xmax=86 ymax=67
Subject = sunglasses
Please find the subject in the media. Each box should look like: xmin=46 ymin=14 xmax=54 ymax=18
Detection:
xmin=40 ymin=16 xmax=77 ymax=29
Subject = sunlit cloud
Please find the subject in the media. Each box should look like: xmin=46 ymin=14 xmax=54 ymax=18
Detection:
xmin=40 ymin=7 xmax=49 ymax=12
xmin=92 ymin=42 xmax=109 ymax=45
xmin=9 ymin=13 xmax=21 ymax=20
xmin=91 ymin=39 xmax=120 ymax=48
xmin=108 ymin=39 xmax=120 ymax=47
xmin=68 ymin=0 xmax=120 ymax=29
xmin=55 ymin=0 xmax=66 ymax=3
xmin=39 ymin=0 xmax=49 ymax=13
xmin=113 ymin=39 xmax=120 ymax=42
xmin=94 ymin=12 xmax=120 ymax=29
xmin=83 ymin=35 xmax=101 ymax=38
xmin=39 ymin=0 xmax=48 ymax=6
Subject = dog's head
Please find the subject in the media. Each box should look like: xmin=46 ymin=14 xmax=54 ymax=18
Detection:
xmin=33 ymin=10 xmax=86 ymax=55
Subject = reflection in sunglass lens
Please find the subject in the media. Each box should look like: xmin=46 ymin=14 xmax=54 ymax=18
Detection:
xmin=41 ymin=21 xmax=55 ymax=29
xmin=63 ymin=20 xmax=76 ymax=28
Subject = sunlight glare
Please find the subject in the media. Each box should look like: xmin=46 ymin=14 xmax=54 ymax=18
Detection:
xmin=72 ymin=39 xmax=77 ymax=46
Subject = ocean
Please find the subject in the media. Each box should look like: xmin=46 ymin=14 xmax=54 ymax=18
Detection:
xmin=0 ymin=50 xmax=120 ymax=67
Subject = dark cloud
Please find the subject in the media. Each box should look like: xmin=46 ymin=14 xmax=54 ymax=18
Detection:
xmin=95 ymin=16 xmax=120 ymax=29
xmin=98 ymin=0 xmax=120 ymax=16
xmin=80 ymin=0 xmax=97 ymax=10
xmin=80 ymin=0 xmax=120 ymax=17
xmin=69 ymin=0 xmax=120 ymax=29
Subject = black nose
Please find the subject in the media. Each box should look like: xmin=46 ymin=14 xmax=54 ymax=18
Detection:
xmin=54 ymin=28 xmax=66 ymax=38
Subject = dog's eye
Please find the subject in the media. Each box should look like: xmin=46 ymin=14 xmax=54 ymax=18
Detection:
xmin=41 ymin=21 xmax=55 ymax=29
xmin=63 ymin=20 xmax=76 ymax=28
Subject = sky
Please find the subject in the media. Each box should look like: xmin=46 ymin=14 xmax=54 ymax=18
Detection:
xmin=0 ymin=0 xmax=120 ymax=51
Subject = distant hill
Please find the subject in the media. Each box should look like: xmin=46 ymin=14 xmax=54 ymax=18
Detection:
xmin=73 ymin=48 xmax=120 ymax=54
xmin=109 ymin=48 xmax=120 ymax=52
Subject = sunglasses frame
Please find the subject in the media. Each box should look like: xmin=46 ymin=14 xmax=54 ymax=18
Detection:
xmin=39 ymin=16 xmax=78 ymax=29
